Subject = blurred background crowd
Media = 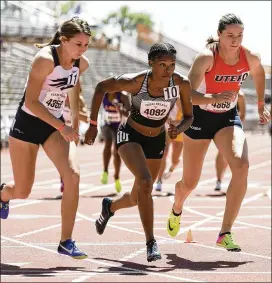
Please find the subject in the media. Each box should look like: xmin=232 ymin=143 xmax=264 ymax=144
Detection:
xmin=1 ymin=0 xmax=271 ymax=149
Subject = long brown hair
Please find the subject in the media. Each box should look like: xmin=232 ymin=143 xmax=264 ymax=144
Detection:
xmin=206 ymin=13 xmax=244 ymax=47
xmin=35 ymin=17 xmax=92 ymax=48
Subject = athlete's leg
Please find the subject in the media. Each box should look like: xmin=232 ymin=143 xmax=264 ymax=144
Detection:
xmin=214 ymin=126 xmax=248 ymax=234
xmin=42 ymin=131 xmax=80 ymax=242
xmin=102 ymin=126 xmax=113 ymax=174
xmin=112 ymin=126 xmax=121 ymax=180
xmin=1 ymin=136 xmax=39 ymax=202
xmin=111 ymin=158 xmax=162 ymax=212
xmin=215 ymin=151 xmax=228 ymax=190
xmin=117 ymin=143 xmax=161 ymax=242
xmin=155 ymin=139 xmax=170 ymax=191
xmin=170 ymin=139 xmax=183 ymax=171
xmin=173 ymin=134 xmax=211 ymax=214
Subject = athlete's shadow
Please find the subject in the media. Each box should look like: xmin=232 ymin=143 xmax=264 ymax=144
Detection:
xmin=165 ymin=253 xmax=252 ymax=270
xmin=93 ymin=254 xmax=252 ymax=275
xmin=82 ymin=193 xmax=118 ymax=198
xmin=0 ymin=263 xmax=86 ymax=277
xmin=196 ymin=192 xmax=226 ymax=197
xmin=93 ymin=257 xmax=173 ymax=275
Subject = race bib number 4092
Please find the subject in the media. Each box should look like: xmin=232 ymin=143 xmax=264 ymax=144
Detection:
xmin=140 ymin=101 xmax=170 ymax=120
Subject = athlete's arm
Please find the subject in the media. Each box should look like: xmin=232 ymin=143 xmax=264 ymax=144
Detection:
xmin=245 ymin=49 xmax=270 ymax=123
xmin=24 ymin=54 xmax=65 ymax=130
xmin=237 ymin=90 xmax=246 ymax=122
xmin=89 ymin=73 xmax=143 ymax=122
xmin=119 ymin=92 xmax=131 ymax=117
xmin=174 ymin=75 xmax=194 ymax=133
xmin=68 ymin=56 xmax=89 ymax=130
xmin=189 ymin=51 xmax=234 ymax=104
xmin=246 ymin=51 xmax=265 ymax=104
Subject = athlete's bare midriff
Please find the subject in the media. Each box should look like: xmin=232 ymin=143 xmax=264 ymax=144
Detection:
xmin=127 ymin=116 xmax=164 ymax=137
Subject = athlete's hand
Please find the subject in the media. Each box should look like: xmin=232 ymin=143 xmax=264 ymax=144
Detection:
xmin=168 ymin=123 xmax=179 ymax=139
xmin=60 ymin=125 xmax=79 ymax=142
xmin=212 ymin=91 xmax=236 ymax=103
xmin=258 ymin=104 xmax=271 ymax=125
xmin=84 ymin=125 xmax=98 ymax=145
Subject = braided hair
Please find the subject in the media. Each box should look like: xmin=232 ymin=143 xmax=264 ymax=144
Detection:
xmin=148 ymin=42 xmax=177 ymax=61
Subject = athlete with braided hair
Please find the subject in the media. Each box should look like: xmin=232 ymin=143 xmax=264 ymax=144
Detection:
xmin=84 ymin=42 xmax=194 ymax=262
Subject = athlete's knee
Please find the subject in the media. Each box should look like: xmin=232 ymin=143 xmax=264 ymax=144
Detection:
xmin=137 ymin=176 xmax=153 ymax=195
xmin=177 ymin=178 xmax=198 ymax=192
xmin=64 ymin=168 xmax=80 ymax=186
xmin=232 ymin=158 xmax=249 ymax=177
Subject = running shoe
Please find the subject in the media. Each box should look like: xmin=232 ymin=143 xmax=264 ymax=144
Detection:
xmin=101 ymin=171 xmax=108 ymax=184
xmin=0 ymin=183 xmax=9 ymax=219
xmin=58 ymin=239 xmax=88 ymax=259
xmin=167 ymin=210 xmax=181 ymax=237
xmin=95 ymin=197 xmax=114 ymax=235
xmin=155 ymin=181 xmax=162 ymax=192
xmin=214 ymin=180 xmax=222 ymax=191
xmin=115 ymin=179 xmax=122 ymax=193
xmin=216 ymin=232 xmax=241 ymax=252
xmin=146 ymin=239 xmax=162 ymax=262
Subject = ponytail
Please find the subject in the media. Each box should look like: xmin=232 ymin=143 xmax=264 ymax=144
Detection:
xmin=206 ymin=36 xmax=219 ymax=47
xmin=34 ymin=30 xmax=61 ymax=49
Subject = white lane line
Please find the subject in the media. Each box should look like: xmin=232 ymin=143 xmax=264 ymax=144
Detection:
xmin=1 ymin=235 xmax=202 ymax=283
xmin=170 ymin=193 xmax=267 ymax=233
xmin=14 ymin=219 xmax=83 ymax=238
xmin=77 ymin=190 xmax=271 ymax=261
xmin=10 ymin=200 xmax=43 ymax=209
xmin=182 ymin=206 xmax=271 ymax=230
xmin=9 ymin=214 xmax=61 ymax=219
xmin=119 ymin=248 xmax=146 ymax=262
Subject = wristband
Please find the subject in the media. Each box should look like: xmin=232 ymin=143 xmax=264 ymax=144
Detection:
xmin=90 ymin=120 xmax=97 ymax=126
xmin=57 ymin=123 xmax=65 ymax=131
xmin=257 ymin=101 xmax=265 ymax=106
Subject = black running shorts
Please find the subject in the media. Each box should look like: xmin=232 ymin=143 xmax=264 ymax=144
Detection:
xmin=115 ymin=123 xmax=166 ymax=159
xmin=9 ymin=107 xmax=64 ymax=145
xmin=184 ymin=106 xmax=243 ymax=140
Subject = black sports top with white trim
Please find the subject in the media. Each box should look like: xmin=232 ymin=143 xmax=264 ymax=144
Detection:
xmin=130 ymin=70 xmax=178 ymax=127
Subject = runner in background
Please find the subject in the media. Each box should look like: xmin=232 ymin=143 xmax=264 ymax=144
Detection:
xmin=155 ymin=99 xmax=184 ymax=191
xmin=100 ymin=91 xmax=130 ymax=193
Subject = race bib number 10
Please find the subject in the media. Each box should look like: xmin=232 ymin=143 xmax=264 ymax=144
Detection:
xmin=163 ymin=85 xmax=179 ymax=100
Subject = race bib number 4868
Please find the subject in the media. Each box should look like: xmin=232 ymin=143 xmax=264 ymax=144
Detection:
xmin=140 ymin=101 xmax=170 ymax=120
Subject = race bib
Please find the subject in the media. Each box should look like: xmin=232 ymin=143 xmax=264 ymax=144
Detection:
xmin=140 ymin=101 xmax=170 ymax=120
xmin=105 ymin=111 xmax=121 ymax=123
xmin=42 ymin=91 xmax=67 ymax=116
xmin=200 ymin=93 xmax=238 ymax=113
xmin=163 ymin=85 xmax=179 ymax=100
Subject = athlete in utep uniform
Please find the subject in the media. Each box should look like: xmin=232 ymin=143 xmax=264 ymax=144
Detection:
xmin=100 ymin=91 xmax=130 ymax=193
xmin=0 ymin=17 xmax=92 ymax=259
xmin=167 ymin=13 xmax=271 ymax=252
xmin=84 ymin=43 xmax=194 ymax=262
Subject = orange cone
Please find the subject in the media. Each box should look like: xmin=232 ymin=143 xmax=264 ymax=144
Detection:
xmin=184 ymin=229 xmax=196 ymax=243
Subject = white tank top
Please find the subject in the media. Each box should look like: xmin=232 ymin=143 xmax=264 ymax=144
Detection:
xmin=21 ymin=45 xmax=80 ymax=119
